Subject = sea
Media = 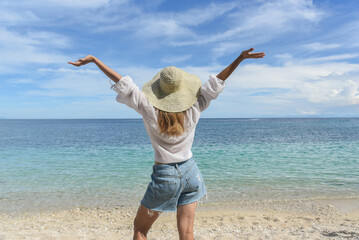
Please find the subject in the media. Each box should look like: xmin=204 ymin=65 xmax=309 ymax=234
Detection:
xmin=0 ymin=118 xmax=358 ymax=213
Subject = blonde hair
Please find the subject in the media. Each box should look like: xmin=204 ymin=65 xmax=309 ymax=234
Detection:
xmin=157 ymin=109 xmax=186 ymax=137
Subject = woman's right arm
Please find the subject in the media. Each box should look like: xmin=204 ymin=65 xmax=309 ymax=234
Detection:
xmin=68 ymin=56 xmax=155 ymax=118
xmin=68 ymin=55 xmax=122 ymax=83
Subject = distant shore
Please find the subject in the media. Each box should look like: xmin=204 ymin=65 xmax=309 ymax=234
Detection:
xmin=1 ymin=197 xmax=358 ymax=240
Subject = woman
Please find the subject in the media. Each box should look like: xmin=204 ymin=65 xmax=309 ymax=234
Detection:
xmin=68 ymin=48 xmax=265 ymax=240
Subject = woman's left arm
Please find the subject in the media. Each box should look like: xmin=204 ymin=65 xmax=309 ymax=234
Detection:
xmin=68 ymin=55 xmax=122 ymax=83
xmin=216 ymin=48 xmax=265 ymax=81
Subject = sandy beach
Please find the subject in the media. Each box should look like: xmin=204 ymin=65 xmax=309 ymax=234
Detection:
xmin=1 ymin=197 xmax=358 ymax=240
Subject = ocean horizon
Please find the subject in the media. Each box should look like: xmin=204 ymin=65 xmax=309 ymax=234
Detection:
xmin=1 ymin=118 xmax=359 ymax=213
xmin=1 ymin=117 xmax=359 ymax=120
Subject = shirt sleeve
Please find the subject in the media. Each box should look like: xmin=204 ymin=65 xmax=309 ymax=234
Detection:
xmin=196 ymin=74 xmax=225 ymax=112
xmin=110 ymin=76 xmax=155 ymax=117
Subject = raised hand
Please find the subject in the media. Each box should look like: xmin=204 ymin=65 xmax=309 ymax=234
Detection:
xmin=216 ymin=48 xmax=265 ymax=80
xmin=68 ymin=55 xmax=122 ymax=82
xmin=241 ymin=48 xmax=265 ymax=59
xmin=68 ymin=55 xmax=95 ymax=67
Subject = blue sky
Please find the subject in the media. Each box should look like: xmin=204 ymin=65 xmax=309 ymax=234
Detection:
xmin=1 ymin=0 xmax=359 ymax=119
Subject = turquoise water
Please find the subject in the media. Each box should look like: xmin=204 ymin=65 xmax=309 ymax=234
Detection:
xmin=1 ymin=118 xmax=359 ymax=212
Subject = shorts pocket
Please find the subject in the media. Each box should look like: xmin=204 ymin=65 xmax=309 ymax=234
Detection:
xmin=185 ymin=168 xmax=202 ymax=193
xmin=152 ymin=177 xmax=178 ymax=200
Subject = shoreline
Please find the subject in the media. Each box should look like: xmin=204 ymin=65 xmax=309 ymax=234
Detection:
xmin=1 ymin=197 xmax=358 ymax=239
xmin=2 ymin=194 xmax=359 ymax=214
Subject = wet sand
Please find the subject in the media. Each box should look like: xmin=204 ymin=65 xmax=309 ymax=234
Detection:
xmin=1 ymin=198 xmax=359 ymax=240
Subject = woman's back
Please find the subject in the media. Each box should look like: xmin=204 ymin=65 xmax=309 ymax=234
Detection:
xmin=111 ymin=74 xmax=225 ymax=163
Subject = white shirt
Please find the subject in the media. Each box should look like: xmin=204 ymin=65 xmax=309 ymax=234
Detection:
xmin=111 ymin=74 xmax=225 ymax=164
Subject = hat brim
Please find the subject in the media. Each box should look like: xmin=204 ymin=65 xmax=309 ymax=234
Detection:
xmin=142 ymin=68 xmax=202 ymax=112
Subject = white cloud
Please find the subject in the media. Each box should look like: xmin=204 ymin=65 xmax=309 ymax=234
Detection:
xmin=0 ymin=9 xmax=39 ymax=25
xmin=94 ymin=2 xmax=235 ymax=41
xmin=0 ymin=0 xmax=133 ymax=33
xmin=226 ymin=60 xmax=359 ymax=108
xmin=25 ymin=31 xmax=70 ymax=48
xmin=0 ymin=0 xmax=116 ymax=10
xmin=38 ymin=68 xmax=100 ymax=74
xmin=47 ymin=0 xmax=111 ymax=8
xmin=302 ymin=54 xmax=359 ymax=63
xmin=131 ymin=18 xmax=195 ymax=40
xmin=0 ymin=27 xmax=70 ymax=49
xmin=300 ymin=78 xmax=359 ymax=105
xmin=170 ymin=2 xmax=236 ymax=27
xmin=231 ymin=61 xmax=358 ymax=88
xmin=28 ymin=69 xmax=111 ymax=97
xmin=303 ymin=42 xmax=341 ymax=51
xmin=172 ymin=0 xmax=323 ymax=55
xmin=0 ymin=28 xmax=70 ymax=73
xmin=8 ymin=78 xmax=35 ymax=84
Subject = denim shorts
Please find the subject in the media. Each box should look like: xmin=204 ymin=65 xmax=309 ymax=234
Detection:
xmin=141 ymin=157 xmax=206 ymax=212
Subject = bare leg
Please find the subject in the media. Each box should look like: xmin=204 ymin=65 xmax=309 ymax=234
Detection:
xmin=133 ymin=204 xmax=161 ymax=240
xmin=177 ymin=201 xmax=197 ymax=240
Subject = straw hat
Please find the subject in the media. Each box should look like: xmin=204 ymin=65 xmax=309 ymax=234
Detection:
xmin=142 ymin=66 xmax=202 ymax=112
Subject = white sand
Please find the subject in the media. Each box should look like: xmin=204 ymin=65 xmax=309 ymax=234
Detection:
xmin=1 ymin=198 xmax=358 ymax=240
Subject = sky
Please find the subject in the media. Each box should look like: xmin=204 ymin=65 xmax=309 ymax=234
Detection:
xmin=0 ymin=0 xmax=359 ymax=119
